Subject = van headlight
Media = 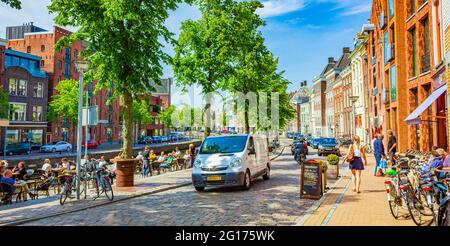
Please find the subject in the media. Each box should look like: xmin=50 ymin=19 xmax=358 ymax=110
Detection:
xmin=194 ymin=159 xmax=202 ymax=168
xmin=229 ymin=157 xmax=242 ymax=168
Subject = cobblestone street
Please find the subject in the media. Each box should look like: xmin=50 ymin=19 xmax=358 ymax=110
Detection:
xmin=19 ymin=143 xmax=342 ymax=226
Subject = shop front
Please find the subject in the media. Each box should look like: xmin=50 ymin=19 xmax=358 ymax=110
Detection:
xmin=405 ymin=84 xmax=447 ymax=151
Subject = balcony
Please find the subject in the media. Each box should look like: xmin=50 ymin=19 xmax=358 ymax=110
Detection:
xmin=421 ymin=52 xmax=430 ymax=74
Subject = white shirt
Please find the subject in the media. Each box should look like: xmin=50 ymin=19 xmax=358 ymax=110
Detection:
xmin=42 ymin=163 xmax=52 ymax=172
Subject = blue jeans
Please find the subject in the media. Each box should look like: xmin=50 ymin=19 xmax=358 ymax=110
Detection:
xmin=374 ymin=153 xmax=382 ymax=175
xmin=142 ymin=160 xmax=150 ymax=177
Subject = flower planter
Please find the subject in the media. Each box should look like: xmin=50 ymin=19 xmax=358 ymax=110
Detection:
xmin=327 ymin=164 xmax=339 ymax=180
xmin=113 ymin=158 xmax=138 ymax=187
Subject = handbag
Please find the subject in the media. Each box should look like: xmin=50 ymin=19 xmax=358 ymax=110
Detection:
xmin=345 ymin=145 xmax=355 ymax=163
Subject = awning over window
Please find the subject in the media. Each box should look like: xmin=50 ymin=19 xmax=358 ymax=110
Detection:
xmin=404 ymin=84 xmax=447 ymax=125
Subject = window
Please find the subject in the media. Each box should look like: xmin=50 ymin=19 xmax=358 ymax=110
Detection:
xmin=58 ymin=60 xmax=62 ymax=69
xmin=40 ymin=60 xmax=45 ymax=67
xmin=408 ymin=0 xmax=415 ymax=17
xmin=388 ymin=0 xmax=394 ymax=19
xmin=10 ymin=103 xmax=26 ymax=121
xmin=421 ymin=17 xmax=430 ymax=73
xmin=41 ymin=45 xmax=45 ymax=52
xmin=9 ymin=78 xmax=17 ymax=95
xmin=390 ymin=66 xmax=397 ymax=102
xmin=384 ymin=31 xmax=389 ymax=64
xmin=33 ymin=82 xmax=43 ymax=98
xmin=26 ymin=46 xmax=31 ymax=53
xmin=17 ymin=80 xmax=27 ymax=96
xmin=32 ymin=106 xmax=43 ymax=121
xmin=410 ymin=28 xmax=417 ymax=77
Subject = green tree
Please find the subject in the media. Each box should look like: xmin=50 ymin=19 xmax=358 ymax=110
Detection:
xmin=0 ymin=87 xmax=10 ymax=119
xmin=49 ymin=0 xmax=186 ymax=158
xmin=1 ymin=0 xmax=21 ymax=9
xmin=158 ymin=105 xmax=176 ymax=132
xmin=47 ymin=79 xmax=86 ymax=151
xmin=132 ymin=99 xmax=154 ymax=141
xmin=173 ymin=0 xmax=238 ymax=137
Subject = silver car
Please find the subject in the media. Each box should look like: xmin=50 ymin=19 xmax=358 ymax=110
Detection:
xmin=40 ymin=141 xmax=72 ymax=153
xmin=192 ymin=134 xmax=271 ymax=191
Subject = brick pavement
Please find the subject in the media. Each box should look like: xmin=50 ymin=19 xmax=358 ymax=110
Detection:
xmin=300 ymin=154 xmax=415 ymax=226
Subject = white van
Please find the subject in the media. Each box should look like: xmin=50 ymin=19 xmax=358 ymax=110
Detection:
xmin=192 ymin=134 xmax=271 ymax=191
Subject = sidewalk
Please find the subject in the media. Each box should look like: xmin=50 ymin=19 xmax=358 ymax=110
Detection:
xmin=0 ymin=169 xmax=193 ymax=225
xmin=300 ymin=154 xmax=415 ymax=226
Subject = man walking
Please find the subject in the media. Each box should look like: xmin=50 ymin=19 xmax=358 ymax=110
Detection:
xmin=373 ymin=134 xmax=386 ymax=176
xmin=387 ymin=130 xmax=397 ymax=165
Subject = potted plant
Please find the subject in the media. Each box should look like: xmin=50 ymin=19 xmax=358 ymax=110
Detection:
xmin=326 ymin=154 xmax=340 ymax=179
xmin=318 ymin=160 xmax=328 ymax=194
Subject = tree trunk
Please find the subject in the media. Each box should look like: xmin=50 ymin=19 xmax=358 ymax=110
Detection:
xmin=244 ymin=110 xmax=250 ymax=134
xmin=120 ymin=90 xmax=133 ymax=158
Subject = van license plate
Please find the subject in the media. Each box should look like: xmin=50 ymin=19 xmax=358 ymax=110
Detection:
xmin=207 ymin=176 xmax=222 ymax=181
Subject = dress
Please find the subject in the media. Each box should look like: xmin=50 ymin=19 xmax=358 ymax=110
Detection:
xmin=349 ymin=147 xmax=365 ymax=170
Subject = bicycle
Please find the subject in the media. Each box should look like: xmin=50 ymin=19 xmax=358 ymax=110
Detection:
xmin=59 ymin=170 xmax=85 ymax=205
xmin=91 ymin=168 xmax=114 ymax=201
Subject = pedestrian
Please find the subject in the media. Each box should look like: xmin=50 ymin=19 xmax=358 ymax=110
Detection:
xmin=189 ymin=144 xmax=196 ymax=168
xmin=387 ymin=130 xmax=397 ymax=165
xmin=344 ymin=135 xmax=367 ymax=193
xmin=373 ymin=133 xmax=386 ymax=176
xmin=142 ymin=146 xmax=151 ymax=177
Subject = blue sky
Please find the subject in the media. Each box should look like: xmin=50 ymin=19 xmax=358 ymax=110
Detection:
xmin=0 ymin=0 xmax=372 ymax=102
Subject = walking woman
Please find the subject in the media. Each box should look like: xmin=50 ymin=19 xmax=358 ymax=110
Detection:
xmin=142 ymin=146 xmax=151 ymax=177
xmin=344 ymin=135 xmax=367 ymax=193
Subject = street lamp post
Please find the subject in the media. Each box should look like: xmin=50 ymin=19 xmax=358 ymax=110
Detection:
xmin=350 ymin=96 xmax=359 ymax=139
xmin=74 ymin=60 xmax=89 ymax=200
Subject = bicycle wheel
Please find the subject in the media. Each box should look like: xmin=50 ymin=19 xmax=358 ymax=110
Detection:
xmin=102 ymin=177 xmax=114 ymax=201
xmin=408 ymin=192 xmax=433 ymax=226
xmin=93 ymin=178 xmax=100 ymax=198
xmin=388 ymin=184 xmax=400 ymax=219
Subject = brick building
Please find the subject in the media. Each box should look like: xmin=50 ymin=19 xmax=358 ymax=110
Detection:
xmin=5 ymin=24 xmax=169 ymax=145
xmin=0 ymin=46 xmax=48 ymax=149
xmin=313 ymin=57 xmax=335 ymax=137
xmin=442 ymin=0 xmax=450 ymax=147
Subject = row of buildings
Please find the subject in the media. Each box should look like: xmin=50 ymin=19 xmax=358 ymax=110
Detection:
xmin=289 ymin=0 xmax=450 ymax=152
xmin=0 ymin=23 xmax=171 ymax=149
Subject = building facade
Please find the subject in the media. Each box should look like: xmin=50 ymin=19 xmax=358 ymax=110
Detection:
xmin=1 ymin=47 xmax=48 ymax=148
xmin=445 ymin=0 xmax=450 ymax=147
xmin=313 ymin=58 xmax=336 ymax=137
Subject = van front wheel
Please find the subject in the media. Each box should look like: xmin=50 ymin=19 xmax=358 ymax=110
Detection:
xmin=263 ymin=165 xmax=270 ymax=180
xmin=242 ymin=170 xmax=251 ymax=190
xmin=194 ymin=186 xmax=205 ymax=192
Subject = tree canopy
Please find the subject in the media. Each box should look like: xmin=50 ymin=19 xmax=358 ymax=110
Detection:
xmin=0 ymin=87 xmax=10 ymax=119
xmin=1 ymin=0 xmax=21 ymax=9
xmin=48 ymin=0 xmax=187 ymax=158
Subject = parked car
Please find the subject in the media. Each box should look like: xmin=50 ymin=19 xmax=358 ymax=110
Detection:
xmin=286 ymin=132 xmax=295 ymax=138
xmin=138 ymin=136 xmax=153 ymax=144
xmin=152 ymin=136 xmax=162 ymax=144
xmin=1 ymin=143 xmax=31 ymax=156
xmin=317 ymin=138 xmax=341 ymax=157
xmin=192 ymin=134 xmax=271 ymax=191
xmin=294 ymin=133 xmax=304 ymax=140
xmin=40 ymin=141 xmax=72 ymax=153
xmin=82 ymin=140 xmax=100 ymax=149
xmin=28 ymin=141 xmax=42 ymax=151
xmin=310 ymin=138 xmax=322 ymax=149
xmin=161 ymin=136 xmax=168 ymax=142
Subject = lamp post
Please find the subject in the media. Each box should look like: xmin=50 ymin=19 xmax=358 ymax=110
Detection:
xmin=74 ymin=60 xmax=89 ymax=200
xmin=349 ymin=95 xmax=359 ymax=139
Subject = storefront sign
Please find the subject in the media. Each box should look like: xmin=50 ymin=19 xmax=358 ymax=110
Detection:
xmin=300 ymin=160 xmax=323 ymax=200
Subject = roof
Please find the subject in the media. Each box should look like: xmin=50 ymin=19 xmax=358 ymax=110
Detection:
xmin=320 ymin=63 xmax=335 ymax=76
xmin=5 ymin=49 xmax=41 ymax=61
xmin=336 ymin=51 xmax=351 ymax=71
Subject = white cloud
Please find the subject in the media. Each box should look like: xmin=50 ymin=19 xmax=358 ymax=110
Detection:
xmin=257 ymin=0 xmax=306 ymax=18
xmin=341 ymin=3 xmax=372 ymax=16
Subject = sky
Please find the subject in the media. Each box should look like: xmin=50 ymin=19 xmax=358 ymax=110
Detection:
xmin=0 ymin=0 xmax=372 ymax=105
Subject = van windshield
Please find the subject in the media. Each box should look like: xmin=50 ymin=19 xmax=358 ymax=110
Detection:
xmin=200 ymin=136 xmax=248 ymax=154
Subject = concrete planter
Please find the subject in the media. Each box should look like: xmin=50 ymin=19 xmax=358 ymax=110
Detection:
xmin=327 ymin=164 xmax=339 ymax=180
xmin=113 ymin=158 xmax=138 ymax=187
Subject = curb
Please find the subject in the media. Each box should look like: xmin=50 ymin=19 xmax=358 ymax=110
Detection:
xmin=295 ymin=168 xmax=350 ymax=226
xmin=1 ymin=181 xmax=192 ymax=226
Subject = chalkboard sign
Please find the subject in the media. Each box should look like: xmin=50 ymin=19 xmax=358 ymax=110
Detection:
xmin=300 ymin=160 xmax=323 ymax=200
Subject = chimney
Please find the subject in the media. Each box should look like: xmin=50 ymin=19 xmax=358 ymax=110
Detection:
xmin=328 ymin=57 xmax=335 ymax=64
xmin=343 ymin=47 xmax=350 ymax=53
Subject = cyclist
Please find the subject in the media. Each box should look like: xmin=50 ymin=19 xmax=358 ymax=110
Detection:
xmin=294 ymin=140 xmax=307 ymax=164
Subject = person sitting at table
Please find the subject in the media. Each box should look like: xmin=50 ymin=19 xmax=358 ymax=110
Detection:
xmin=174 ymin=147 xmax=181 ymax=158
xmin=159 ymin=153 xmax=174 ymax=171
xmin=0 ymin=165 xmax=19 ymax=203
xmin=183 ymin=150 xmax=191 ymax=166
xmin=12 ymin=162 xmax=36 ymax=200
xmin=0 ymin=160 xmax=8 ymax=168
xmin=42 ymin=159 xmax=52 ymax=175
xmin=149 ymin=150 xmax=156 ymax=160
xmin=61 ymin=158 xmax=76 ymax=171
xmin=12 ymin=162 xmax=29 ymax=181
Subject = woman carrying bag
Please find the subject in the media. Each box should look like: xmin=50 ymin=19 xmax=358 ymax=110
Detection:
xmin=344 ymin=135 xmax=367 ymax=193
